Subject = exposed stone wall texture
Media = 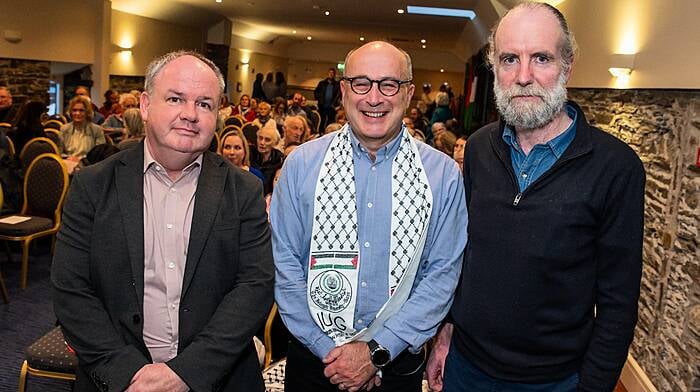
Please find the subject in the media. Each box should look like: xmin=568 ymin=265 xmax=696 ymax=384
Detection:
xmin=569 ymin=89 xmax=700 ymax=392
xmin=109 ymin=75 xmax=145 ymax=95
xmin=0 ymin=57 xmax=50 ymax=105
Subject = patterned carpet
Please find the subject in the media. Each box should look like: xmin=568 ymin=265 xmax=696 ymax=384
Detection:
xmin=0 ymin=241 xmax=72 ymax=391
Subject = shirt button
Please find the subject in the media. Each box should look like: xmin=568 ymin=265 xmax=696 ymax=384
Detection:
xmin=522 ymin=173 xmax=528 ymax=178
xmin=168 ymin=262 xmax=175 ymax=269
xmin=171 ymin=304 xmax=176 ymax=309
xmin=367 ymin=202 xmax=373 ymax=208
xmin=155 ymin=166 xmax=161 ymax=172
xmin=170 ymin=188 xmax=176 ymax=193
xmin=166 ymin=224 xmax=173 ymax=229
xmin=361 ymin=281 xmax=367 ymax=287
xmin=364 ymin=242 xmax=370 ymax=248
xmin=371 ymin=166 xmax=377 ymax=171
xmin=357 ymin=319 xmax=363 ymax=324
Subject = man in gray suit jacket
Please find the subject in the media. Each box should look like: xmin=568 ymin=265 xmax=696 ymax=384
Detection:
xmin=52 ymin=51 xmax=274 ymax=392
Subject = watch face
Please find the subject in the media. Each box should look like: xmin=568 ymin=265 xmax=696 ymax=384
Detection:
xmin=372 ymin=348 xmax=391 ymax=367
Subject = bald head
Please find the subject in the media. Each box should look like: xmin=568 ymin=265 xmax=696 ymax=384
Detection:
xmin=344 ymin=41 xmax=413 ymax=81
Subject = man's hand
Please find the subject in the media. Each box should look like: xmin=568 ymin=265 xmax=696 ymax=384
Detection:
xmin=426 ymin=323 xmax=453 ymax=392
xmin=322 ymin=342 xmax=377 ymax=392
xmin=125 ymin=363 xmax=189 ymax=392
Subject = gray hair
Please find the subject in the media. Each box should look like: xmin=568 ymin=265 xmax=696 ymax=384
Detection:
xmin=344 ymin=41 xmax=413 ymax=81
xmin=122 ymin=108 xmax=144 ymax=138
xmin=144 ymin=50 xmax=225 ymax=96
xmin=118 ymin=93 xmax=137 ymax=106
xmin=486 ymin=2 xmax=578 ymax=75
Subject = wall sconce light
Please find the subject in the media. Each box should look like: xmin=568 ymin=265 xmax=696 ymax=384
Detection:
xmin=608 ymin=54 xmax=635 ymax=78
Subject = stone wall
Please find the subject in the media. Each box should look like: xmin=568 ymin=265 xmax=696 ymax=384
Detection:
xmin=0 ymin=58 xmax=50 ymax=105
xmin=569 ymin=89 xmax=700 ymax=392
xmin=109 ymin=75 xmax=145 ymax=94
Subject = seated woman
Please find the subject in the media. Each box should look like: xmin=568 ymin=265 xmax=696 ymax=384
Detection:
xmin=60 ymin=95 xmax=106 ymax=159
xmin=102 ymin=93 xmax=138 ymax=140
xmin=252 ymin=101 xmax=276 ymax=130
xmin=249 ymin=126 xmax=284 ymax=195
xmin=116 ymin=108 xmax=145 ymax=150
xmin=220 ymin=129 xmax=264 ymax=181
xmin=230 ymin=94 xmax=257 ymax=122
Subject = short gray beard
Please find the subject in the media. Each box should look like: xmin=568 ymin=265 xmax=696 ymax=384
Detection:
xmin=494 ymin=71 xmax=568 ymax=130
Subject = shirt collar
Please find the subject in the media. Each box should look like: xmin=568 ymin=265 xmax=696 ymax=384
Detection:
xmin=501 ymin=103 xmax=578 ymax=159
xmin=348 ymin=123 xmax=405 ymax=162
xmin=143 ymin=137 xmax=203 ymax=175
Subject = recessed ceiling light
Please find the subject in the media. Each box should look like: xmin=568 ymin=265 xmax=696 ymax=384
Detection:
xmin=215 ymin=0 xmax=222 ymax=3
xmin=324 ymin=10 xmax=330 ymax=16
xmin=397 ymin=9 xmax=405 ymax=14
xmin=406 ymin=5 xmax=476 ymax=19
xmin=292 ymin=30 xmax=297 ymax=34
xmin=420 ymin=39 xmax=426 ymax=44
xmin=421 ymin=44 xmax=426 ymax=49
xmin=440 ymin=68 xmax=444 ymax=73
xmin=359 ymin=36 xmax=365 ymax=41
xmin=307 ymin=36 xmax=312 ymax=40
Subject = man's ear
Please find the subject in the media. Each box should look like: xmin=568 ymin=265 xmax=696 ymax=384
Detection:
xmin=140 ymin=91 xmax=150 ymax=122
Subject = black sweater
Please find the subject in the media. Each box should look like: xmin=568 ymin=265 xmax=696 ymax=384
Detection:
xmin=450 ymin=102 xmax=645 ymax=391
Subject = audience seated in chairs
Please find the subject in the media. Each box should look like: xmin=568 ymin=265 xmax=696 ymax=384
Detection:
xmin=103 ymin=93 xmax=139 ymax=141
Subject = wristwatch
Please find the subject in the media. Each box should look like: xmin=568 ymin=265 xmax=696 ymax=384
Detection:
xmin=367 ymin=339 xmax=391 ymax=369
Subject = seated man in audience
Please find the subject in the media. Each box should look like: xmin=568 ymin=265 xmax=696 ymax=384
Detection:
xmin=409 ymin=106 xmax=428 ymax=133
xmin=286 ymin=92 xmax=310 ymax=119
xmin=0 ymin=87 xmax=18 ymax=124
xmin=53 ymin=50 xmax=273 ymax=392
xmin=280 ymin=115 xmax=306 ymax=150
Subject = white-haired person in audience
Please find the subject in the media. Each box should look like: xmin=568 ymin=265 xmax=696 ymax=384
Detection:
xmin=60 ymin=95 xmax=106 ymax=159
xmin=253 ymin=101 xmax=276 ymax=130
xmin=250 ymin=125 xmax=284 ymax=195
xmin=220 ymin=129 xmax=265 ymax=182
xmin=116 ymin=108 xmax=145 ymax=150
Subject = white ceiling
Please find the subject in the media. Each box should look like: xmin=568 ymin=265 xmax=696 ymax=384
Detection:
xmin=112 ymin=0 xmax=518 ymax=60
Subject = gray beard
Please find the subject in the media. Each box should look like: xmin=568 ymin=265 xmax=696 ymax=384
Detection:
xmin=494 ymin=72 xmax=568 ymax=130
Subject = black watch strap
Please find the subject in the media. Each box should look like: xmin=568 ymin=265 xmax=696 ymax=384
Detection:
xmin=368 ymin=339 xmax=391 ymax=368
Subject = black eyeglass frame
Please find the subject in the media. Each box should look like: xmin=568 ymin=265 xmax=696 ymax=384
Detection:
xmin=341 ymin=76 xmax=413 ymax=97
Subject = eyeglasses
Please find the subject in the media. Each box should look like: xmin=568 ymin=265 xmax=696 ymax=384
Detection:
xmin=342 ymin=76 xmax=412 ymax=97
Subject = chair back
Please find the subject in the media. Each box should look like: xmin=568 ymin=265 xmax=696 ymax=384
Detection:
xmin=241 ymin=123 xmax=260 ymax=149
xmin=44 ymin=129 xmax=61 ymax=146
xmin=224 ymin=116 xmax=243 ymax=128
xmin=22 ymin=153 xmax=69 ymax=224
xmin=309 ymin=110 xmax=321 ymax=133
xmin=4 ymin=135 xmax=15 ymax=157
xmin=209 ymin=131 xmax=220 ymax=153
xmin=221 ymin=124 xmax=241 ymax=137
xmin=48 ymin=114 xmax=68 ymax=124
xmin=43 ymin=119 xmax=64 ymax=130
xmin=19 ymin=137 xmax=60 ymax=172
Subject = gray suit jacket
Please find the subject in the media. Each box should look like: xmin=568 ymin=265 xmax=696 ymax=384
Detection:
xmin=52 ymin=142 xmax=274 ymax=391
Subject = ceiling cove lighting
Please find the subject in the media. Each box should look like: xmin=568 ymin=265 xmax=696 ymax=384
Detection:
xmin=406 ymin=5 xmax=476 ymax=19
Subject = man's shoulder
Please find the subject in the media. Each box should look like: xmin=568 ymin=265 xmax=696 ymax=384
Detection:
xmin=469 ymin=121 xmax=500 ymax=146
xmin=585 ymin=124 xmax=644 ymax=171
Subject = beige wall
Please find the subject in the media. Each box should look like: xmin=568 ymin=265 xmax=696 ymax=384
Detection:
xmin=227 ymin=48 xmax=288 ymax=103
xmin=561 ymin=0 xmax=700 ymax=89
xmin=110 ymin=10 xmax=206 ymax=76
xmin=0 ymin=0 xmax=104 ymax=64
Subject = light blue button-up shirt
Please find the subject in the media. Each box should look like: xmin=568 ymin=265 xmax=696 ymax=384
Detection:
xmin=502 ymin=104 xmax=578 ymax=192
xmin=271 ymin=127 xmax=467 ymax=360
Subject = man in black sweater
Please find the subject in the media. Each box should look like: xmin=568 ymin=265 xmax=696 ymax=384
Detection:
xmin=427 ymin=3 xmax=645 ymax=392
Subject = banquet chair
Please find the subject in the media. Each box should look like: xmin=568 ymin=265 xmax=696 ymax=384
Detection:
xmin=209 ymin=131 xmax=220 ymax=153
xmin=43 ymin=128 xmax=61 ymax=146
xmin=4 ymin=135 xmax=15 ymax=157
xmin=0 ymin=153 xmax=68 ymax=289
xmin=241 ymin=123 xmax=260 ymax=149
xmin=43 ymin=119 xmax=64 ymax=131
xmin=309 ymin=110 xmax=321 ymax=133
xmin=18 ymin=326 xmax=77 ymax=392
xmin=224 ymin=115 xmax=243 ymax=128
xmin=18 ymin=137 xmax=60 ymax=172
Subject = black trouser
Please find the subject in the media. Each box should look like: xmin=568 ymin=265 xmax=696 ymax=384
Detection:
xmin=318 ymin=107 xmax=336 ymax=132
xmin=284 ymin=337 xmax=424 ymax=392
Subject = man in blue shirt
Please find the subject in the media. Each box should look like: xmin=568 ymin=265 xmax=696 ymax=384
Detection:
xmin=271 ymin=41 xmax=467 ymax=392
xmin=427 ymin=3 xmax=645 ymax=392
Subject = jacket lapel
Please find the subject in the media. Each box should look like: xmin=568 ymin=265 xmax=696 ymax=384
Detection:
xmin=181 ymin=152 xmax=227 ymax=297
xmin=115 ymin=144 xmax=146 ymax=308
